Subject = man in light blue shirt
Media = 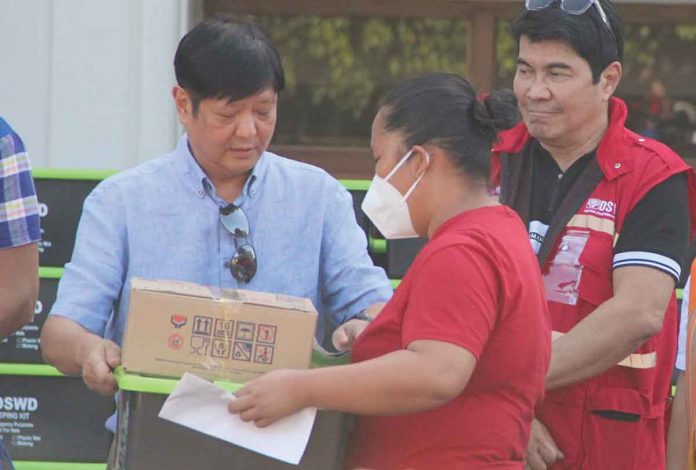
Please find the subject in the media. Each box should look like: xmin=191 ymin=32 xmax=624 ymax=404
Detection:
xmin=40 ymin=16 xmax=391 ymax=400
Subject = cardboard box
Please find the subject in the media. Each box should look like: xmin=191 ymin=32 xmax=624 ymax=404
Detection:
xmin=122 ymin=278 xmax=318 ymax=382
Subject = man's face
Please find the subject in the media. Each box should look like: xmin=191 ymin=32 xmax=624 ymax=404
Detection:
xmin=513 ymin=36 xmax=608 ymax=146
xmin=174 ymin=87 xmax=278 ymax=178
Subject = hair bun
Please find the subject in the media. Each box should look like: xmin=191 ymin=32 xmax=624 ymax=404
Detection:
xmin=471 ymin=89 xmax=520 ymax=138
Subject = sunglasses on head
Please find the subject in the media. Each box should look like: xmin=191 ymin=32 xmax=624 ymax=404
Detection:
xmin=219 ymin=204 xmax=257 ymax=283
xmin=525 ymin=0 xmax=612 ymax=31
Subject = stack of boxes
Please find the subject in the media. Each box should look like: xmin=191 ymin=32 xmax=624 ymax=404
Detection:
xmin=1 ymin=170 xmax=116 ymax=470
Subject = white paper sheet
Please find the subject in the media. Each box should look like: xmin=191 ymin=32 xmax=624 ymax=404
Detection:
xmin=158 ymin=373 xmax=317 ymax=465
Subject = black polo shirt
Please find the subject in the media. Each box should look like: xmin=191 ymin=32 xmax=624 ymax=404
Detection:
xmin=528 ymin=140 xmax=688 ymax=283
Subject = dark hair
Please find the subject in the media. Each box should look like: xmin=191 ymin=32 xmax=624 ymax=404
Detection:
xmin=174 ymin=15 xmax=285 ymax=112
xmin=380 ymin=73 xmax=519 ymax=182
xmin=513 ymin=0 xmax=623 ymax=84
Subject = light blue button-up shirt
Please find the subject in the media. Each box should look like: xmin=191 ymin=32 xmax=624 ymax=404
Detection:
xmin=50 ymin=135 xmax=392 ymax=347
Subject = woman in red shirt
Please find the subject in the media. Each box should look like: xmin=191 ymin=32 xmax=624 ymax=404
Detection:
xmin=229 ymin=73 xmax=551 ymax=469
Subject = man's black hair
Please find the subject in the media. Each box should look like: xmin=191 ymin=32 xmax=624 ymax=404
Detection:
xmin=513 ymin=0 xmax=624 ymax=83
xmin=174 ymin=15 xmax=285 ymax=112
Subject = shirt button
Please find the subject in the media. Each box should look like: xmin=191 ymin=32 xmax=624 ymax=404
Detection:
xmin=614 ymin=163 xmax=621 ymax=169
xmin=198 ymin=189 xmax=204 ymax=197
xmin=560 ymin=244 xmax=569 ymax=251
xmin=223 ymin=260 xmax=230 ymax=268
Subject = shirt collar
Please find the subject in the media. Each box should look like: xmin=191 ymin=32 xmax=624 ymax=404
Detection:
xmin=494 ymin=97 xmax=632 ymax=181
xmin=173 ymin=134 xmax=270 ymax=203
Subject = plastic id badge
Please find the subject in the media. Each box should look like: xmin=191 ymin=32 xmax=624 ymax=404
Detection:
xmin=544 ymin=230 xmax=590 ymax=306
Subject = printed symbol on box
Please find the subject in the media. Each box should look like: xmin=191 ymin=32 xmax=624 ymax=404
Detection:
xmin=235 ymin=322 xmax=255 ymax=342
xmin=170 ymin=314 xmax=188 ymax=329
xmin=192 ymin=315 xmax=213 ymax=336
xmin=232 ymin=341 xmax=253 ymax=361
xmin=211 ymin=339 xmax=231 ymax=359
xmin=214 ymin=319 xmax=235 ymax=339
xmin=257 ymin=325 xmax=277 ymax=345
xmin=168 ymin=333 xmax=184 ymax=350
xmin=190 ymin=336 xmax=210 ymax=356
xmin=254 ymin=344 xmax=274 ymax=365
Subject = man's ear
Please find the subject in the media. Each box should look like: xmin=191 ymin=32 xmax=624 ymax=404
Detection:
xmin=172 ymin=86 xmax=193 ymax=126
xmin=409 ymin=145 xmax=431 ymax=178
xmin=600 ymin=61 xmax=622 ymax=100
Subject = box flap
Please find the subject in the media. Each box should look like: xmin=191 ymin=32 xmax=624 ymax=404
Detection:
xmin=220 ymin=289 xmax=316 ymax=313
xmin=131 ymin=278 xmax=216 ymax=300
xmin=131 ymin=278 xmax=316 ymax=313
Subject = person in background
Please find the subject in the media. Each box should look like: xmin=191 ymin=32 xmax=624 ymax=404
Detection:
xmin=492 ymin=1 xmax=696 ymax=468
xmin=39 ymin=16 xmax=391 ymax=467
xmin=667 ymin=265 xmax=694 ymax=470
xmin=0 ymin=117 xmax=41 ymax=470
xmin=229 ymin=73 xmax=552 ymax=469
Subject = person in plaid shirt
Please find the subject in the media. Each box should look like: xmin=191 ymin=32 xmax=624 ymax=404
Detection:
xmin=0 ymin=117 xmax=40 ymax=470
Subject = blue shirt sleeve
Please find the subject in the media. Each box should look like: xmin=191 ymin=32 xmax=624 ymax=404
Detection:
xmin=319 ymin=181 xmax=392 ymax=325
xmin=49 ymin=178 xmax=127 ymax=336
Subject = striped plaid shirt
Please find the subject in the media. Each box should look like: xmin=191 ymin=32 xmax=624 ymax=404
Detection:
xmin=0 ymin=117 xmax=40 ymax=248
xmin=0 ymin=117 xmax=38 ymax=470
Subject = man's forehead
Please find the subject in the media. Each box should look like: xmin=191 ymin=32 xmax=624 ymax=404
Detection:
xmin=518 ymin=36 xmax=583 ymax=65
xmin=210 ymin=88 xmax=278 ymax=108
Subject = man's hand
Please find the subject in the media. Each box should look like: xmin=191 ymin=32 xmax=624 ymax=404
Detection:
xmin=331 ymin=302 xmax=385 ymax=352
xmin=525 ymin=418 xmax=564 ymax=470
xmin=81 ymin=339 xmax=121 ymax=395
xmin=228 ymin=369 xmax=309 ymax=428
xmin=332 ymin=319 xmax=369 ymax=352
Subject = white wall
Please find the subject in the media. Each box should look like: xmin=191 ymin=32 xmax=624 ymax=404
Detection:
xmin=0 ymin=0 xmax=199 ymax=170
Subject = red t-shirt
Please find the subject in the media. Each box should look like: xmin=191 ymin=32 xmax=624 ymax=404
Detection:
xmin=346 ymin=206 xmax=551 ymax=470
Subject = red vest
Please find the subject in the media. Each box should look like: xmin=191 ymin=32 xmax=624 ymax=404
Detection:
xmin=491 ymin=98 xmax=696 ymax=469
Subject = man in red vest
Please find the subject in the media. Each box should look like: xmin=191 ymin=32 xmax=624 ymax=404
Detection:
xmin=491 ymin=1 xmax=696 ymax=468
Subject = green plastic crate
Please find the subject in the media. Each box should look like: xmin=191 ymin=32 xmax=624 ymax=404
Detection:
xmin=111 ymin=368 xmax=350 ymax=470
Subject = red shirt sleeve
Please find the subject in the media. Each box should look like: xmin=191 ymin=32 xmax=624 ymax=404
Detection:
xmin=401 ymin=243 xmax=499 ymax=359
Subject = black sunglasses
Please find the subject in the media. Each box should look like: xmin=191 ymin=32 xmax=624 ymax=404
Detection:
xmin=525 ymin=0 xmax=614 ymax=37
xmin=219 ymin=204 xmax=257 ymax=283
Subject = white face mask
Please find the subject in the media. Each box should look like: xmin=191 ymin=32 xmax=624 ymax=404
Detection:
xmin=361 ymin=149 xmax=429 ymax=240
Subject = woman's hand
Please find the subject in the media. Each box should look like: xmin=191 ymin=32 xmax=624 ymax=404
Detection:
xmin=228 ymin=369 xmax=310 ymax=427
xmin=525 ymin=418 xmax=564 ymax=470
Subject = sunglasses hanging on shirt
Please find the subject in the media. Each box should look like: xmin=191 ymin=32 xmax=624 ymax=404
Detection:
xmin=219 ymin=204 xmax=257 ymax=283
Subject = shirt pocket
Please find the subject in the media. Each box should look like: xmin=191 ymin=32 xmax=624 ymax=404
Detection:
xmin=582 ymin=384 xmax=660 ymax=469
xmin=128 ymin=213 xmax=192 ymax=279
xmin=252 ymin=226 xmax=319 ymax=299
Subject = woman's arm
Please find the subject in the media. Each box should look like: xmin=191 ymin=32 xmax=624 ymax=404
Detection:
xmin=228 ymin=339 xmax=476 ymax=427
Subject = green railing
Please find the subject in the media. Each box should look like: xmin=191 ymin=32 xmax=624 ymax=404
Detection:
xmin=32 ymin=169 xmax=117 ymax=180
xmin=14 ymin=462 xmax=106 ymax=470
xmin=39 ymin=267 xmax=64 ymax=279
xmin=0 ymin=364 xmax=63 ymax=377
